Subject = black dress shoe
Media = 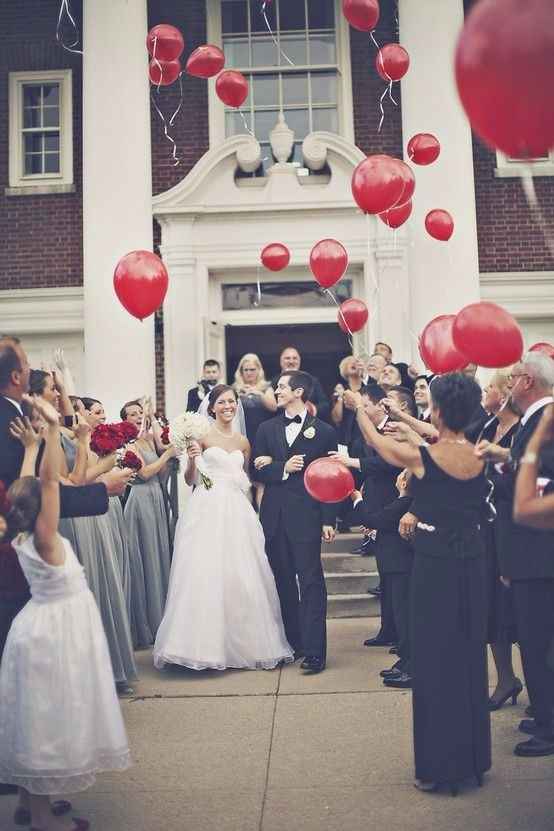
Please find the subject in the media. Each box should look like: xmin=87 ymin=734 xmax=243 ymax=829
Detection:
xmin=489 ymin=679 xmax=523 ymax=711
xmin=0 ymin=784 xmax=18 ymax=795
xmin=514 ymin=736 xmax=554 ymax=757
xmin=367 ymin=585 xmax=381 ymax=597
xmin=300 ymin=656 xmax=325 ymax=673
xmin=380 ymin=660 xmax=402 ymax=678
xmin=519 ymin=719 xmax=537 ymax=735
xmin=384 ymin=672 xmax=412 ymax=689
xmin=363 ymin=635 xmax=395 ymax=647
xmin=382 ymin=669 xmax=404 ymax=683
xmin=389 ymin=646 xmax=399 ymax=655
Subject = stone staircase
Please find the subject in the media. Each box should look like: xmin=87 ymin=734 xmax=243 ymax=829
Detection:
xmin=322 ymin=532 xmax=381 ymax=619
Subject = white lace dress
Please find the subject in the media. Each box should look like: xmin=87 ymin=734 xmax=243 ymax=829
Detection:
xmin=153 ymin=446 xmax=293 ymax=670
xmin=0 ymin=534 xmax=131 ymax=794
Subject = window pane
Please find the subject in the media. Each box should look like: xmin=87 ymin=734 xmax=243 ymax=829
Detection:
xmin=44 ymin=133 xmax=60 ymax=152
xmin=308 ymin=0 xmax=335 ymax=29
xmin=23 ymin=85 xmax=42 ymax=108
xmin=44 ymin=153 xmax=60 ymax=173
xmin=312 ymin=107 xmax=338 ymax=132
xmin=43 ymin=84 xmax=59 ymax=106
xmin=279 ymin=0 xmax=306 ymax=31
xmin=251 ymin=0 xmax=273 ymax=33
xmin=43 ymin=106 xmax=60 ymax=128
xmin=23 ymin=107 xmax=41 ymax=128
xmin=25 ymin=154 xmax=43 ymax=175
xmin=279 ymin=33 xmax=308 ymax=65
xmin=251 ymin=35 xmax=278 ymax=67
xmin=223 ymin=37 xmax=250 ymax=68
xmin=283 ymin=73 xmax=309 ymax=106
xmin=222 ymin=0 xmax=248 ymax=34
xmin=311 ymin=72 xmax=337 ymax=104
xmin=222 ymin=279 xmax=352 ymax=310
xmin=225 ymin=110 xmax=253 ymax=136
xmin=284 ymin=108 xmax=310 ymax=139
xmin=253 ymin=74 xmax=279 ymax=107
xmin=309 ymin=32 xmax=336 ymax=64
xmin=253 ymin=109 xmax=280 ymax=140
xmin=24 ymin=134 xmax=43 ymax=153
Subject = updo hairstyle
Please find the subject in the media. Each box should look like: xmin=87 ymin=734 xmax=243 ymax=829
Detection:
xmin=429 ymin=373 xmax=482 ymax=432
xmin=207 ymin=384 xmax=237 ymax=418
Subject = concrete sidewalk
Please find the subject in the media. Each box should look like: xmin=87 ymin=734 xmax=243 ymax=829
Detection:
xmin=1 ymin=619 xmax=552 ymax=831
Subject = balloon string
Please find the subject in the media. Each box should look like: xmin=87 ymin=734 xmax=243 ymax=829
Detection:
xmin=261 ymin=1 xmax=295 ymax=67
xmin=377 ymin=87 xmax=387 ymax=133
xmin=520 ymin=166 xmax=554 ymax=260
xmin=238 ymin=108 xmax=257 ymax=141
xmin=254 ymin=265 xmax=262 ymax=308
xmin=56 ymin=0 xmax=82 ymax=55
xmin=324 ymin=288 xmax=354 ymax=350
xmin=150 ymin=80 xmax=182 ymax=167
xmin=388 ymin=80 xmax=397 ymax=106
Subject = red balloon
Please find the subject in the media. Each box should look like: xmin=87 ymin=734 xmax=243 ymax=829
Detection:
xmin=379 ymin=200 xmax=412 ymax=229
xmin=407 ymin=133 xmax=441 ymax=166
xmin=304 ymin=458 xmax=355 ymax=504
xmin=453 ymin=302 xmax=524 ymax=369
xmin=376 ymin=44 xmax=410 ymax=82
xmin=425 ymin=210 xmax=454 ymax=242
xmin=261 ymin=243 xmax=290 ymax=272
xmin=113 ymin=251 xmax=169 ymax=321
xmin=455 ymin=0 xmax=554 ymax=159
xmin=149 ymin=59 xmax=181 ymax=87
xmin=338 ymin=299 xmax=369 ymax=334
xmin=530 ymin=342 xmax=554 ymax=360
xmin=351 ymin=155 xmax=405 ymax=215
xmin=147 ymin=24 xmax=184 ymax=62
xmin=215 ymin=70 xmax=249 ymax=109
xmin=309 ymin=239 xmax=348 ymax=289
xmin=342 ymin=0 xmax=380 ymax=32
xmin=419 ymin=315 xmax=469 ymax=375
xmin=186 ymin=44 xmax=225 ymax=79
xmin=391 ymin=158 xmax=415 ymax=207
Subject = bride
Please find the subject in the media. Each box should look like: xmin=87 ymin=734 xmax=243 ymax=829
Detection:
xmin=153 ymin=384 xmax=293 ymax=671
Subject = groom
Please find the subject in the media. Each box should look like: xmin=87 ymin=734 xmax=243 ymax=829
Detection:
xmin=253 ymin=370 xmax=337 ymax=673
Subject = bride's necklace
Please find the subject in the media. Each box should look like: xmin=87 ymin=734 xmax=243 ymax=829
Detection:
xmin=213 ymin=424 xmax=234 ymax=439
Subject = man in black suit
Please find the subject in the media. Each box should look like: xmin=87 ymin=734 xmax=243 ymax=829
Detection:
xmin=253 ymin=370 xmax=337 ymax=673
xmin=479 ymin=351 xmax=554 ymax=757
xmin=186 ymin=359 xmax=222 ymax=412
xmin=273 ymin=347 xmax=330 ymax=423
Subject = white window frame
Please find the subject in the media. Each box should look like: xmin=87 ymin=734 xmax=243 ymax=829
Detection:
xmin=495 ymin=150 xmax=554 ymax=178
xmin=8 ymin=69 xmax=74 ymax=193
xmin=206 ymin=0 xmax=354 ymax=149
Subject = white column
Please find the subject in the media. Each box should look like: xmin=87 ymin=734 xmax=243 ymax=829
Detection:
xmin=158 ymin=218 xmax=201 ymax=419
xmin=82 ymin=0 xmax=155 ymax=420
xmin=399 ymin=0 xmax=480 ymax=360
xmin=373 ymin=226 xmax=413 ymax=360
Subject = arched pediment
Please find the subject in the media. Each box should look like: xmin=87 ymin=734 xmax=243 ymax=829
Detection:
xmin=152 ymin=131 xmax=366 ymax=218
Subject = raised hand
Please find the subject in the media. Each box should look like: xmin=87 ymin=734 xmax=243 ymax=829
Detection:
xmin=53 ymin=348 xmax=67 ymax=374
xmin=343 ymin=389 xmax=363 ymax=411
xmin=73 ymin=412 xmax=92 ymax=442
xmin=9 ymin=416 xmax=42 ymax=448
xmin=33 ymin=396 xmax=60 ymax=427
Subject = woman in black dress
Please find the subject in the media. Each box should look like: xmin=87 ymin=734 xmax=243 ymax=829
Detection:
xmin=476 ymin=371 xmax=521 ymax=710
xmin=345 ymin=373 xmax=491 ymax=795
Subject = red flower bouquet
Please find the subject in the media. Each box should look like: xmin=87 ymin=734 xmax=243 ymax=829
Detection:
xmin=117 ymin=450 xmax=143 ymax=472
xmin=161 ymin=425 xmax=170 ymax=446
xmin=117 ymin=421 xmax=139 ymax=444
xmin=90 ymin=421 xmax=139 ymax=457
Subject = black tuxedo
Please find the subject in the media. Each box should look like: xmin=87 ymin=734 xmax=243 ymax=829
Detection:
xmin=495 ymin=403 xmax=554 ymax=736
xmin=253 ymin=413 xmax=337 ymax=659
xmin=186 ymin=381 xmax=216 ymax=413
xmin=0 ymin=395 xmax=109 ymax=660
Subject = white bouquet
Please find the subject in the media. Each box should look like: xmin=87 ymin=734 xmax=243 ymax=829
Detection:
xmin=169 ymin=411 xmax=213 ymax=489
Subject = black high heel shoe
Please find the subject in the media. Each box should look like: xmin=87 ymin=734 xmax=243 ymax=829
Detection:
xmin=488 ymin=679 xmax=523 ymax=711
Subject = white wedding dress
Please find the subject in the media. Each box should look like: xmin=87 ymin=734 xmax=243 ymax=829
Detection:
xmin=153 ymin=446 xmax=293 ymax=671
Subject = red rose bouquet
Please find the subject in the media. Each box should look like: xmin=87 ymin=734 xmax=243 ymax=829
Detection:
xmin=90 ymin=422 xmax=138 ymax=456
xmin=117 ymin=449 xmax=143 ymax=472
xmin=117 ymin=421 xmax=139 ymax=444
xmin=161 ymin=425 xmax=170 ymax=446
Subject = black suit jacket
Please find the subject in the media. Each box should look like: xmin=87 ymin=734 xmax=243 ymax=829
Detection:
xmin=495 ymin=405 xmax=554 ymax=580
xmin=186 ymin=381 xmax=216 ymax=413
xmin=353 ymin=495 xmax=413 ymax=574
xmin=0 ymin=396 xmax=109 ymax=518
xmin=253 ymin=413 xmax=337 ymax=541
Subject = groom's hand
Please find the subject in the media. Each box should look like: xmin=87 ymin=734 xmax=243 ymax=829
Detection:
xmin=322 ymin=525 xmax=336 ymax=543
xmin=285 ymin=455 xmax=305 ymax=474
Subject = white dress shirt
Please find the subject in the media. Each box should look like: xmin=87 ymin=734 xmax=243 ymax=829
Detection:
xmin=521 ymin=397 xmax=554 ymax=427
xmin=285 ymin=408 xmax=308 ymax=446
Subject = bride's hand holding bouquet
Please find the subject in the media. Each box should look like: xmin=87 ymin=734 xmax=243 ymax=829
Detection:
xmin=170 ymin=411 xmax=213 ymax=489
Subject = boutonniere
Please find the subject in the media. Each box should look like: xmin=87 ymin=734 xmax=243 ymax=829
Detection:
xmin=303 ymin=426 xmax=316 ymax=439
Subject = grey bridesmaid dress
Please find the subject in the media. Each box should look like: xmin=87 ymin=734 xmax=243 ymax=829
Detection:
xmin=58 ymin=434 xmax=137 ymax=686
xmin=124 ymin=443 xmax=172 ymax=647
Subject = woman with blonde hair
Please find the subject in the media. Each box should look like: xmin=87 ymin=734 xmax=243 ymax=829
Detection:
xmin=233 ymin=353 xmax=277 ymax=445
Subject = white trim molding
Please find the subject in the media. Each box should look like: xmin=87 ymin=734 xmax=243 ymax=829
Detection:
xmin=8 ymin=69 xmax=74 ymax=193
xmin=480 ymin=271 xmax=554 ymax=319
xmin=0 ymin=287 xmax=84 ymax=335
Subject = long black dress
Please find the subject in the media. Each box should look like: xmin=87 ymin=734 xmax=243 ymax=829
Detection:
xmin=410 ymin=447 xmax=491 ymax=786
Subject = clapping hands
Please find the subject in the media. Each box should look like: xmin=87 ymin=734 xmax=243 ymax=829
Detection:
xmin=9 ymin=416 xmax=43 ymax=448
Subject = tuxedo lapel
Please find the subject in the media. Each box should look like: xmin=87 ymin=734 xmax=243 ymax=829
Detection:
xmin=290 ymin=414 xmax=316 ymax=452
xmin=277 ymin=415 xmax=289 ymax=458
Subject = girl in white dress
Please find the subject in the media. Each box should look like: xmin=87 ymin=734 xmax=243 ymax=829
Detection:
xmin=0 ymin=398 xmax=130 ymax=831
xmin=153 ymin=385 xmax=293 ymax=671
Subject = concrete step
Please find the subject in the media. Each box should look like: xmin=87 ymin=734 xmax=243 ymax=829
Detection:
xmin=322 ymin=551 xmax=376 ymax=573
xmin=327 ymin=593 xmax=380 ymax=619
xmin=322 ymin=533 xmax=364 ymax=555
xmin=325 ymin=571 xmax=378 ymax=595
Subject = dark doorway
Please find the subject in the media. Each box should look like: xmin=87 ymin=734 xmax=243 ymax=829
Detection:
xmin=225 ymin=323 xmax=351 ymax=396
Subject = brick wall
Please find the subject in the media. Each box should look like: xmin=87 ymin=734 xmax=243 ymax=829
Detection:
xmin=0 ymin=0 xmax=83 ymax=290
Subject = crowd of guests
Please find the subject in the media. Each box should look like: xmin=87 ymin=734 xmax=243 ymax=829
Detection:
xmin=2 ymin=330 xmax=554 ymax=823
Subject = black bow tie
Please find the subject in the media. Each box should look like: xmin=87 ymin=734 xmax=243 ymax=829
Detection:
xmin=284 ymin=414 xmax=302 ymax=426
